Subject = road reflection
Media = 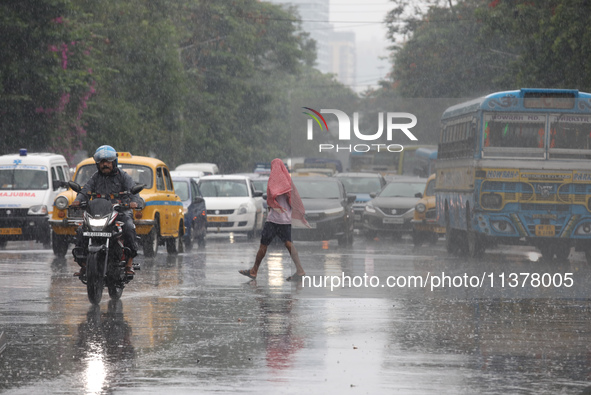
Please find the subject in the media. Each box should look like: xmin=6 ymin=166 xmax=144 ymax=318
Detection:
xmin=75 ymin=301 xmax=134 ymax=394
xmin=253 ymin=286 xmax=304 ymax=374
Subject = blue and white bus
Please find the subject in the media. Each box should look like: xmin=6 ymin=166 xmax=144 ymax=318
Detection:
xmin=436 ymin=88 xmax=591 ymax=261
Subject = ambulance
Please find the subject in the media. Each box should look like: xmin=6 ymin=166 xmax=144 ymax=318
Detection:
xmin=0 ymin=149 xmax=70 ymax=248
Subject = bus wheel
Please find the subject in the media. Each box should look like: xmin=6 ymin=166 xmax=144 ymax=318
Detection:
xmin=467 ymin=231 xmax=484 ymax=258
xmin=445 ymin=225 xmax=459 ymax=254
xmin=466 ymin=211 xmax=484 ymax=258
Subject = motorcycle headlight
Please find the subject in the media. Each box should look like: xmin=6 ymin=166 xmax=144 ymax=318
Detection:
xmin=54 ymin=196 xmax=69 ymax=210
xmin=88 ymin=216 xmax=110 ymax=231
xmin=28 ymin=205 xmax=48 ymax=215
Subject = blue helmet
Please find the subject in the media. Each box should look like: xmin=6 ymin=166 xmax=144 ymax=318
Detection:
xmin=93 ymin=145 xmax=117 ymax=163
xmin=93 ymin=145 xmax=118 ymax=172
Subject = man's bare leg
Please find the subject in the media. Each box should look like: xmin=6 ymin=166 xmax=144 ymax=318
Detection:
xmin=285 ymin=241 xmax=305 ymax=276
xmin=251 ymin=244 xmax=268 ymax=276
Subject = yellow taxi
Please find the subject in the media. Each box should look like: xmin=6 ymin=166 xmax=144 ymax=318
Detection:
xmin=49 ymin=152 xmax=184 ymax=257
xmin=411 ymin=173 xmax=445 ymax=246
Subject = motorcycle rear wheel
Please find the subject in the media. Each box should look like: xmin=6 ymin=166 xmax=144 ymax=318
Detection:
xmin=86 ymin=252 xmax=104 ymax=305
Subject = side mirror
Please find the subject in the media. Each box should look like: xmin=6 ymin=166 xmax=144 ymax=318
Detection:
xmin=369 ymin=192 xmax=377 ymax=198
xmin=193 ymin=196 xmax=204 ymax=204
xmin=68 ymin=181 xmax=82 ymax=193
xmin=347 ymin=194 xmax=356 ymax=204
xmin=131 ymin=184 xmax=145 ymax=195
xmin=253 ymin=190 xmax=263 ymax=198
xmin=415 ymin=192 xmax=423 ymax=198
xmin=262 ymin=193 xmax=267 ymax=200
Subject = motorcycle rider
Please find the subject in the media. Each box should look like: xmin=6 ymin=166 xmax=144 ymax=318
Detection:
xmin=72 ymin=145 xmax=141 ymax=276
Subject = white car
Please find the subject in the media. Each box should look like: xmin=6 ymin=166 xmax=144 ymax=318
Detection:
xmin=198 ymin=175 xmax=264 ymax=239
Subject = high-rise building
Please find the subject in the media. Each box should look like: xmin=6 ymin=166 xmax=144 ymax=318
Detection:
xmin=328 ymin=31 xmax=356 ymax=87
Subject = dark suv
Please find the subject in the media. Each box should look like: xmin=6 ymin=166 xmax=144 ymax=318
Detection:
xmin=291 ymin=177 xmax=356 ymax=246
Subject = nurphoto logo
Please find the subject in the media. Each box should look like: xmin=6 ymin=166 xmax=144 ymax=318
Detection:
xmin=302 ymin=107 xmax=418 ymax=153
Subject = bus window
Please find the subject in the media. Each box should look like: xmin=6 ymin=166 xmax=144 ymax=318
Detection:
xmin=484 ymin=114 xmax=544 ymax=149
xmin=550 ymin=115 xmax=591 ymax=150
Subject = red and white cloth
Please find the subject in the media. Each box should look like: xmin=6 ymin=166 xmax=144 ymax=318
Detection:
xmin=266 ymin=158 xmax=310 ymax=228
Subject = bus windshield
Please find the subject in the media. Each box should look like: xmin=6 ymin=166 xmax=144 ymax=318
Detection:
xmin=549 ymin=114 xmax=591 ymax=157
xmin=483 ymin=113 xmax=545 ymax=149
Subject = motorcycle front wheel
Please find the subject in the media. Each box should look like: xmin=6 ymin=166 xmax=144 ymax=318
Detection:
xmin=86 ymin=251 xmax=104 ymax=305
xmin=108 ymin=283 xmax=123 ymax=300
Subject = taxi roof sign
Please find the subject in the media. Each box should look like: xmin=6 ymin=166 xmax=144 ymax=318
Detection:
xmin=117 ymin=152 xmax=133 ymax=158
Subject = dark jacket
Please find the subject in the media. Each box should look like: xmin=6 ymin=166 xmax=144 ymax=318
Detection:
xmin=75 ymin=168 xmax=142 ymax=206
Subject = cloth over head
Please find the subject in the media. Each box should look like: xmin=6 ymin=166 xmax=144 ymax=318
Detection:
xmin=266 ymin=158 xmax=310 ymax=228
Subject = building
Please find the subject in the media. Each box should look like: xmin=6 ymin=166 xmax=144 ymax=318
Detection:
xmin=328 ymin=30 xmax=356 ymax=87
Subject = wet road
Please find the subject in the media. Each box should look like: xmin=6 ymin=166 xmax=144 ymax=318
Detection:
xmin=2 ymin=235 xmax=591 ymax=394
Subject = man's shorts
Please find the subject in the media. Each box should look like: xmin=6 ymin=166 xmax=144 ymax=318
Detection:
xmin=260 ymin=221 xmax=292 ymax=246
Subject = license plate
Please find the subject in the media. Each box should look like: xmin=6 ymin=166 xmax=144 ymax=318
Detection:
xmin=383 ymin=217 xmax=404 ymax=224
xmin=83 ymin=231 xmax=112 ymax=237
xmin=0 ymin=228 xmax=22 ymax=235
xmin=207 ymin=216 xmax=228 ymax=222
xmin=535 ymin=224 xmax=555 ymax=237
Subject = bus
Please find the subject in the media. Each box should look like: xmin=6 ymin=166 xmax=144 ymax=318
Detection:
xmin=436 ymin=88 xmax=591 ymax=261
xmin=349 ymin=145 xmax=437 ymax=177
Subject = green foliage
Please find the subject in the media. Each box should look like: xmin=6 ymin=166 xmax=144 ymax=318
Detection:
xmin=385 ymin=0 xmax=504 ymax=98
xmin=0 ymin=0 xmax=359 ymax=172
xmin=382 ymin=0 xmax=591 ymax=99
xmin=478 ymin=0 xmax=591 ymax=89
xmin=0 ymin=0 xmax=97 ymax=159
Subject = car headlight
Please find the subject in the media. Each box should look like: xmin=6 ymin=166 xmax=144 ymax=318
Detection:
xmin=325 ymin=207 xmax=344 ymax=216
xmin=416 ymin=203 xmax=426 ymax=213
xmin=365 ymin=202 xmax=376 ymax=213
xmin=237 ymin=203 xmax=249 ymax=215
xmin=28 ymin=205 xmax=48 ymax=215
xmin=54 ymin=196 xmax=69 ymax=210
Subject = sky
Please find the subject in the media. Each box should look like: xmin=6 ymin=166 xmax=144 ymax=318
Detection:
xmin=329 ymin=0 xmax=394 ymax=91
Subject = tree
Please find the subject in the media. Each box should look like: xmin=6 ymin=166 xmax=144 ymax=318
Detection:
xmin=384 ymin=0 xmax=506 ymax=98
xmin=382 ymin=0 xmax=591 ymax=100
xmin=0 ymin=0 xmax=97 ymax=159
xmin=176 ymin=0 xmax=324 ymax=172
xmin=478 ymin=0 xmax=591 ymax=90
xmin=77 ymin=0 xmax=186 ymax=163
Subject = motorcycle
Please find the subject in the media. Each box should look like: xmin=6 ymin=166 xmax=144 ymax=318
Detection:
xmin=69 ymin=181 xmax=144 ymax=304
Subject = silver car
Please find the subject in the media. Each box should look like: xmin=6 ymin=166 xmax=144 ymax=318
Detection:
xmin=362 ymin=178 xmax=426 ymax=240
